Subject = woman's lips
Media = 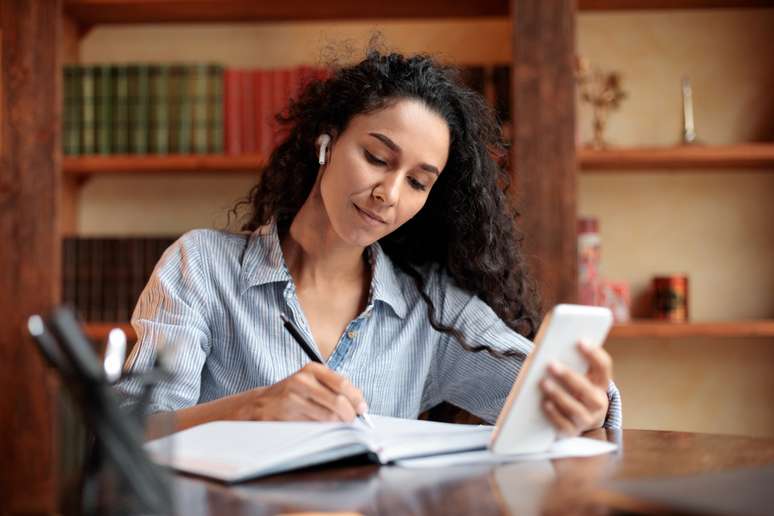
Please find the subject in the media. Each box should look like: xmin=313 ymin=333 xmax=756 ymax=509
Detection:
xmin=354 ymin=203 xmax=387 ymax=225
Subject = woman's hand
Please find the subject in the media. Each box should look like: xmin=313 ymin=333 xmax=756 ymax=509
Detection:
xmin=539 ymin=341 xmax=612 ymax=437
xmin=241 ymin=363 xmax=368 ymax=423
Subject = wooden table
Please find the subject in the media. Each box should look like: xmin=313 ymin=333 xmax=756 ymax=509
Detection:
xmin=170 ymin=429 xmax=774 ymax=515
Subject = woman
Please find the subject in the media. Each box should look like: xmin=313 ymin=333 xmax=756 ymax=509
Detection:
xmin=118 ymin=50 xmax=621 ymax=437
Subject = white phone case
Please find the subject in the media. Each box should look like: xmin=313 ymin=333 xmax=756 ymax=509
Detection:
xmin=490 ymin=304 xmax=613 ymax=455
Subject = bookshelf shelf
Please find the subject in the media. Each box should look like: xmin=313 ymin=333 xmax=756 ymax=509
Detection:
xmin=63 ymin=0 xmax=772 ymax=26
xmin=609 ymin=320 xmax=774 ymax=338
xmin=62 ymin=144 xmax=774 ymax=178
xmin=84 ymin=320 xmax=774 ymax=345
xmin=578 ymin=143 xmax=774 ymax=171
xmin=62 ymin=154 xmax=265 ymax=177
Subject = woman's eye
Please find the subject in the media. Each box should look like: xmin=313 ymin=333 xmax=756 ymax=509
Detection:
xmin=364 ymin=149 xmax=387 ymax=166
xmin=408 ymin=177 xmax=428 ymax=192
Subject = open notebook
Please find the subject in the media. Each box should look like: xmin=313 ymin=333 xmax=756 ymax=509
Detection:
xmin=145 ymin=415 xmax=491 ymax=483
xmin=145 ymin=414 xmax=616 ymax=483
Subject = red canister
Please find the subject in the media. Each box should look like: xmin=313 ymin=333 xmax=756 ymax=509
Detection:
xmin=652 ymin=275 xmax=689 ymax=322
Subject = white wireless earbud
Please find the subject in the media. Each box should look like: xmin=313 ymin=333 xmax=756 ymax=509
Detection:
xmin=316 ymin=134 xmax=331 ymax=165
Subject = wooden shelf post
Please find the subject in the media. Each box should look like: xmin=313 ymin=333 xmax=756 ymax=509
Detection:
xmin=512 ymin=0 xmax=578 ymax=313
xmin=0 ymin=0 xmax=62 ymax=512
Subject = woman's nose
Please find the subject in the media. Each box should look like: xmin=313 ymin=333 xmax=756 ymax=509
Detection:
xmin=372 ymin=174 xmax=402 ymax=206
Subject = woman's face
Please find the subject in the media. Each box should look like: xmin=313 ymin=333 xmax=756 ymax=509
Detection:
xmin=319 ymin=98 xmax=450 ymax=247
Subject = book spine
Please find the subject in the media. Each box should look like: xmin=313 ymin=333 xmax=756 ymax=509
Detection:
xmin=150 ymin=64 xmax=169 ymax=154
xmin=102 ymin=238 xmax=116 ymax=323
xmin=113 ymin=65 xmax=129 ymax=154
xmin=192 ymin=63 xmax=209 ymax=154
xmin=62 ymin=237 xmax=77 ymax=310
xmin=62 ymin=66 xmax=74 ymax=155
xmin=71 ymin=67 xmax=83 ymax=155
xmin=240 ymin=70 xmax=256 ymax=154
xmin=81 ymin=65 xmax=96 ymax=155
xmin=208 ymin=64 xmax=224 ymax=154
xmin=96 ymin=64 xmax=113 ymax=155
xmin=131 ymin=64 xmax=150 ymax=154
xmin=224 ymin=68 xmax=241 ymax=155
xmin=256 ymin=69 xmax=273 ymax=156
xmin=270 ymin=68 xmax=290 ymax=150
xmin=168 ymin=64 xmax=184 ymax=154
xmin=129 ymin=238 xmax=144 ymax=320
xmin=74 ymin=238 xmax=85 ymax=321
xmin=88 ymin=238 xmax=102 ymax=322
xmin=114 ymin=238 xmax=126 ymax=322
xmin=177 ymin=65 xmax=193 ymax=154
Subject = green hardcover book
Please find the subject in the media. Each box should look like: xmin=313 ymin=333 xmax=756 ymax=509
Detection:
xmin=208 ymin=64 xmax=225 ymax=154
xmin=192 ymin=63 xmax=208 ymax=154
xmin=71 ymin=67 xmax=83 ymax=155
xmin=177 ymin=65 xmax=193 ymax=153
xmin=129 ymin=64 xmax=150 ymax=154
xmin=63 ymin=66 xmax=73 ymax=155
xmin=96 ymin=64 xmax=113 ymax=155
xmin=81 ymin=65 xmax=96 ymax=155
xmin=112 ymin=65 xmax=129 ymax=154
xmin=149 ymin=64 xmax=169 ymax=154
xmin=167 ymin=64 xmax=185 ymax=154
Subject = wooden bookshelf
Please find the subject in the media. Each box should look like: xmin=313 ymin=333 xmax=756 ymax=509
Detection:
xmin=63 ymin=0 xmax=774 ymax=27
xmin=63 ymin=154 xmax=265 ymax=177
xmin=578 ymin=143 xmax=774 ymax=171
xmin=610 ymin=320 xmax=774 ymax=339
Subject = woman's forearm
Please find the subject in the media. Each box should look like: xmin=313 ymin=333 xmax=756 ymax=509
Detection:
xmin=144 ymin=387 xmax=265 ymax=440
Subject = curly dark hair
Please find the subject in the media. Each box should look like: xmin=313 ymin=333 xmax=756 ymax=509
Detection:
xmin=234 ymin=49 xmax=541 ymax=355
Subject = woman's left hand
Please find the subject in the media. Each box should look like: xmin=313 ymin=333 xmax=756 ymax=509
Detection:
xmin=539 ymin=341 xmax=612 ymax=437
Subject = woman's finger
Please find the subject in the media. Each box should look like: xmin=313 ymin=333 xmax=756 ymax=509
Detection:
xmin=547 ymin=362 xmax=608 ymax=414
xmin=578 ymin=342 xmax=613 ymax=388
xmin=306 ymin=363 xmax=367 ymax=415
xmin=287 ymin=392 xmax=338 ymax=422
xmin=541 ymin=376 xmax=592 ymax=432
xmin=542 ymin=399 xmax=577 ymax=438
xmin=292 ymin=371 xmax=354 ymax=422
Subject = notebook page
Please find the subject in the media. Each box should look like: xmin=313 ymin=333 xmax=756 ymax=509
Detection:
xmin=145 ymin=420 xmax=371 ymax=482
xmin=364 ymin=415 xmax=493 ymax=463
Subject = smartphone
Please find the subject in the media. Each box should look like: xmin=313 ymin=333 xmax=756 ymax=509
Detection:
xmin=490 ymin=304 xmax=613 ymax=455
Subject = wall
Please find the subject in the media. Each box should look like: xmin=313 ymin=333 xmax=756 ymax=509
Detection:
xmin=78 ymin=9 xmax=774 ymax=437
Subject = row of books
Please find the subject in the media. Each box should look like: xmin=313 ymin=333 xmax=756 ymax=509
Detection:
xmin=224 ymin=66 xmax=329 ymax=156
xmin=62 ymin=62 xmax=511 ymax=159
xmin=61 ymin=63 xmax=330 ymax=157
xmin=62 ymin=236 xmax=178 ymax=323
xmin=63 ymin=63 xmax=223 ymax=156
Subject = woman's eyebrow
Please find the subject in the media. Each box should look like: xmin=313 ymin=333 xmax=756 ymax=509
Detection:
xmin=368 ymin=132 xmax=440 ymax=175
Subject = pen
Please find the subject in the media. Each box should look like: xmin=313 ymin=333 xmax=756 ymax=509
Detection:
xmin=280 ymin=313 xmax=375 ymax=429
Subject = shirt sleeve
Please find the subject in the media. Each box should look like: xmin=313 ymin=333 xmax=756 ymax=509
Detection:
xmin=422 ymin=267 xmax=623 ymax=428
xmin=113 ymin=231 xmax=212 ymax=414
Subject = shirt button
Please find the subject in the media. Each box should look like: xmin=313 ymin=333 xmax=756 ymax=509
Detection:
xmin=348 ymin=330 xmax=357 ymax=339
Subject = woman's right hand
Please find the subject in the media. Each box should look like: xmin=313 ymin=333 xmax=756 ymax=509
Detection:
xmin=240 ymin=363 xmax=368 ymax=423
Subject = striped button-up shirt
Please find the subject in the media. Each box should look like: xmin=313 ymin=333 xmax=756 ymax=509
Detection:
xmin=116 ymin=224 xmax=622 ymax=427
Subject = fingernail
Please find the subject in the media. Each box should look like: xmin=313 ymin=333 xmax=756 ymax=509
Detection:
xmin=357 ymin=401 xmax=368 ymax=414
xmin=578 ymin=341 xmax=590 ymax=351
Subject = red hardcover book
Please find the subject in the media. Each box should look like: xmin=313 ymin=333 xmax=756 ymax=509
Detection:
xmin=270 ymin=68 xmax=293 ymax=149
xmin=256 ymin=69 xmax=273 ymax=156
xmin=223 ymin=68 xmax=242 ymax=155
xmin=240 ymin=70 xmax=257 ymax=154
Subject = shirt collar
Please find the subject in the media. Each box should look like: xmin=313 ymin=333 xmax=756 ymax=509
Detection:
xmin=238 ymin=223 xmax=408 ymax=319
xmin=368 ymin=240 xmax=408 ymax=319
